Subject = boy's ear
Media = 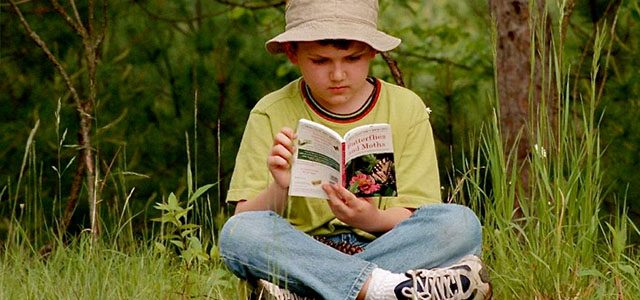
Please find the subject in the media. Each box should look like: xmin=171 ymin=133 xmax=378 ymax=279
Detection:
xmin=367 ymin=46 xmax=378 ymax=59
xmin=283 ymin=43 xmax=298 ymax=64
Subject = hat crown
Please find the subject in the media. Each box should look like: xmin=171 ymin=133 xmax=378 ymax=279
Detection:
xmin=285 ymin=0 xmax=379 ymax=31
xmin=265 ymin=0 xmax=400 ymax=54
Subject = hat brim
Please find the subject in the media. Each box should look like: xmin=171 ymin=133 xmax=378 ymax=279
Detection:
xmin=265 ymin=21 xmax=401 ymax=54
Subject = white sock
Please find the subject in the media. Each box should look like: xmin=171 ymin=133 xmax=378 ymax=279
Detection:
xmin=364 ymin=268 xmax=408 ymax=300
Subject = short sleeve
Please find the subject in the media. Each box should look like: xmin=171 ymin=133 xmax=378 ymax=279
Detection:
xmin=225 ymin=112 xmax=274 ymax=203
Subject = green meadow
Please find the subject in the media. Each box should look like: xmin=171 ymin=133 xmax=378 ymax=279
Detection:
xmin=2 ymin=0 xmax=639 ymax=299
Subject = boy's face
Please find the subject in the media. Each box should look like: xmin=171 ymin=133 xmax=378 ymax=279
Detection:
xmin=286 ymin=41 xmax=376 ymax=114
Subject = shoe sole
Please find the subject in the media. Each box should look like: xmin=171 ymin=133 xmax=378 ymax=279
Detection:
xmin=255 ymin=279 xmax=315 ymax=300
xmin=477 ymin=262 xmax=493 ymax=300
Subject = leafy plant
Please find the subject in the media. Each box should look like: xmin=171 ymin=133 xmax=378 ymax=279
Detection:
xmin=152 ymin=183 xmax=215 ymax=268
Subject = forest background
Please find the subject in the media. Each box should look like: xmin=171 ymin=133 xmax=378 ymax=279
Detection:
xmin=3 ymin=0 xmax=638 ymax=239
xmin=1 ymin=0 xmax=640 ymax=298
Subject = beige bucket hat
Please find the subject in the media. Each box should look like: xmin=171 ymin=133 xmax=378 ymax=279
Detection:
xmin=265 ymin=0 xmax=401 ymax=54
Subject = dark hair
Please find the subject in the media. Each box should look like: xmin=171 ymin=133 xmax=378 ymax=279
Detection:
xmin=289 ymin=39 xmax=356 ymax=51
xmin=316 ymin=39 xmax=354 ymax=50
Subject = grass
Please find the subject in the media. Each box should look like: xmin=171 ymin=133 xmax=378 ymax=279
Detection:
xmin=449 ymin=5 xmax=640 ymax=299
xmin=0 ymin=236 xmax=242 ymax=299
xmin=2 ymin=2 xmax=639 ymax=299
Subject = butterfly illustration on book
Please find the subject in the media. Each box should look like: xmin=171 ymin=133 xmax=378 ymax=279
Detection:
xmin=371 ymin=157 xmax=395 ymax=185
xmin=298 ymin=139 xmax=312 ymax=147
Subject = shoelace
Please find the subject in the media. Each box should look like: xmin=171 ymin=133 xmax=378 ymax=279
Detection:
xmin=400 ymin=268 xmax=470 ymax=300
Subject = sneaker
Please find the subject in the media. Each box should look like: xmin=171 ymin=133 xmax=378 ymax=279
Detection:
xmin=255 ymin=279 xmax=316 ymax=300
xmin=394 ymin=255 xmax=492 ymax=300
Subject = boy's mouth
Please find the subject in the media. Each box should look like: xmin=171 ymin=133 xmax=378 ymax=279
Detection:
xmin=329 ymin=86 xmax=348 ymax=93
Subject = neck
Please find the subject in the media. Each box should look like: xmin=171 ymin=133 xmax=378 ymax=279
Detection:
xmin=302 ymin=78 xmax=379 ymax=123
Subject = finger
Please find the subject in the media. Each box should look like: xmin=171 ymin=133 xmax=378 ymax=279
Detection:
xmin=276 ymin=127 xmax=296 ymax=151
xmin=361 ymin=197 xmax=375 ymax=206
xmin=267 ymin=155 xmax=289 ymax=169
xmin=268 ymin=152 xmax=291 ymax=171
xmin=332 ymin=184 xmax=358 ymax=202
xmin=323 ymin=184 xmax=348 ymax=209
xmin=273 ymin=132 xmax=295 ymax=153
xmin=271 ymin=144 xmax=293 ymax=160
xmin=281 ymin=127 xmax=296 ymax=139
xmin=322 ymin=183 xmax=339 ymax=202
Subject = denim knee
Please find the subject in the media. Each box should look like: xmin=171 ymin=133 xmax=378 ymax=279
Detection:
xmin=219 ymin=211 xmax=278 ymax=259
xmin=414 ymin=204 xmax=483 ymax=254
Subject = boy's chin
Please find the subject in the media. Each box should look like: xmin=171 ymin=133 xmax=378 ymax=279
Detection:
xmin=318 ymin=95 xmax=351 ymax=105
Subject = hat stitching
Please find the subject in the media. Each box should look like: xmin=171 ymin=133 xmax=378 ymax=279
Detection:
xmin=287 ymin=18 xmax=376 ymax=31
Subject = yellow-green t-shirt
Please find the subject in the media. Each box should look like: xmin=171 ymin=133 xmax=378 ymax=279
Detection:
xmin=226 ymin=78 xmax=441 ymax=240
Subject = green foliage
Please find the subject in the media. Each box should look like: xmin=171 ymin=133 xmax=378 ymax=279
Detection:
xmin=549 ymin=0 xmax=640 ymax=221
xmin=1 ymin=0 xmax=291 ymax=233
xmin=2 ymin=1 xmax=640 ymax=298
xmin=377 ymin=0 xmax=495 ymax=192
xmin=3 ymin=0 xmax=637 ymax=233
xmin=152 ymin=184 xmax=216 ymax=267
xmin=149 ymin=183 xmax=239 ymax=298
xmin=0 ymin=236 xmax=241 ymax=299
xmin=449 ymin=4 xmax=640 ymax=298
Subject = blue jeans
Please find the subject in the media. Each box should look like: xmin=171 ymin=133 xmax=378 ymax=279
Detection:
xmin=219 ymin=203 xmax=482 ymax=300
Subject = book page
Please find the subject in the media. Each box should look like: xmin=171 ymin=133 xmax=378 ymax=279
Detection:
xmin=343 ymin=124 xmax=397 ymax=197
xmin=289 ymin=119 xmax=343 ymax=199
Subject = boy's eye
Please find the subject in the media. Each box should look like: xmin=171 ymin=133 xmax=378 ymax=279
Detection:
xmin=311 ymin=58 xmax=328 ymax=64
xmin=347 ymin=55 xmax=362 ymax=62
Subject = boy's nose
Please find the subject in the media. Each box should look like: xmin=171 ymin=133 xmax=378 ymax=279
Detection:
xmin=330 ymin=64 xmax=346 ymax=82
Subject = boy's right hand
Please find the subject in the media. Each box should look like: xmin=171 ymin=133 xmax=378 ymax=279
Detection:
xmin=267 ymin=127 xmax=296 ymax=189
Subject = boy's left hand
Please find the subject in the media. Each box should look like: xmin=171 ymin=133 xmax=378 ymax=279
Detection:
xmin=323 ymin=183 xmax=381 ymax=232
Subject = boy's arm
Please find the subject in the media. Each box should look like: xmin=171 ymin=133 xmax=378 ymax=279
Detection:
xmin=234 ymin=127 xmax=296 ymax=215
xmin=234 ymin=182 xmax=288 ymax=214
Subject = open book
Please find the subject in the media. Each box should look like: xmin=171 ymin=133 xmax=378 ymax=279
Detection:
xmin=289 ymin=119 xmax=397 ymax=199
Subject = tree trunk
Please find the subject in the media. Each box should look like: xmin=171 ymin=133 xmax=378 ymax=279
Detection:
xmin=490 ymin=0 xmax=534 ymax=213
xmin=10 ymin=0 xmax=106 ymax=240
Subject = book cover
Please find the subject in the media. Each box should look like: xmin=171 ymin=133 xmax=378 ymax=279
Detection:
xmin=288 ymin=119 xmax=397 ymax=199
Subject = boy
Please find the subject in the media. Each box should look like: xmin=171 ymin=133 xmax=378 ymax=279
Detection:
xmin=219 ymin=1 xmax=492 ymax=299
